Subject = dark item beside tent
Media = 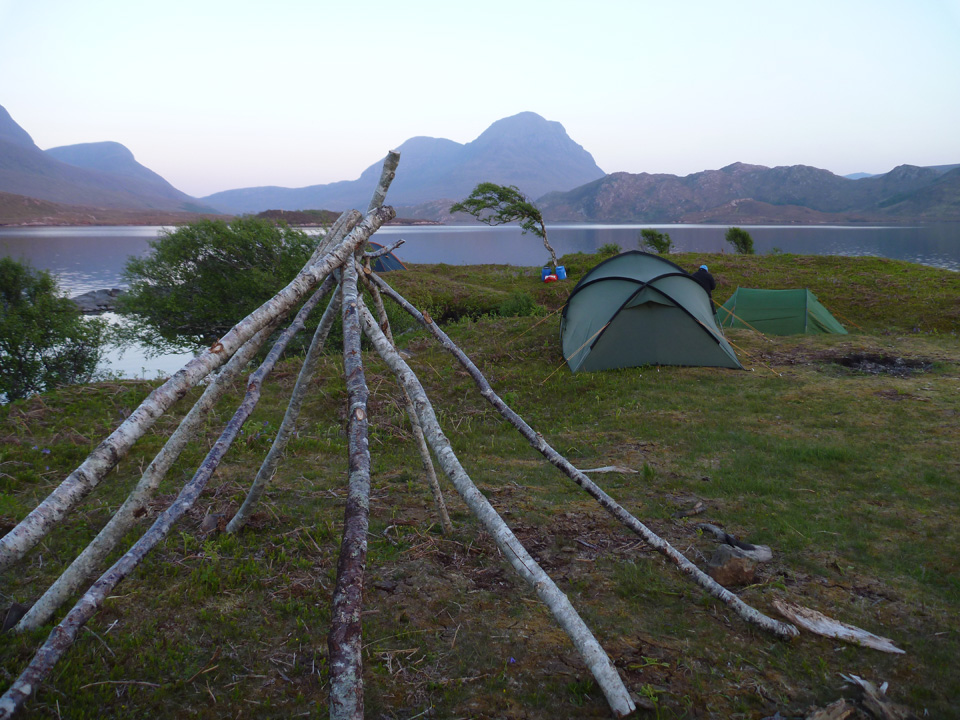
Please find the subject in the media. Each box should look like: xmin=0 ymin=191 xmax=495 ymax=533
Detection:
xmin=716 ymin=288 xmax=847 ymax=335
xmin=560 ymin=251 xmax=742 ymax=372
xmin=366 ymin=242 xmax=407 ymax=272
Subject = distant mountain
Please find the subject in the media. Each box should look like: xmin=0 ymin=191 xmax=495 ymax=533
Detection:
xmin=844 ymin=172 xmax=875 ymax=180
xmin=201 ymin=112 xmax=605 ymax=214
xmin=537 ymin=162 xmax=960 ymax=223
xmin=875 ymin=167 xmax=960 ymax=219
xmin=0 ymin=104 xmax=216 ymax=213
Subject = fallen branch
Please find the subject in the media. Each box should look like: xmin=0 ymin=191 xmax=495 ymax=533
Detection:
xmin=774 ymin=600 xmax=905 ymax=654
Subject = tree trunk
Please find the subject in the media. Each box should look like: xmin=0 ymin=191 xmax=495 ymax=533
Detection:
xmin=366 ymin=272 xmax=799 ymax=639
xmin=327 ymin=260 xmax=372 ymax=720
xmin=357 ymin=299 xmax=636 ymax=718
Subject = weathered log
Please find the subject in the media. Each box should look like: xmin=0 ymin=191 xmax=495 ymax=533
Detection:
xmin=358 ymin=299 xmax=635 ymax=718
xmin=0 ymin=293 xmax=324 ymax=719
xmin=14 ymin=311 xmax=286 ymax=632
xmin=366 ymin=271 xmax=799 ymax=639
xmin=327 ymin=260 xmax=372 ymax=720
xmin=0 ymin=206 xmax=388 ymax=572
xmin=775 ymin=601 xmax=904 ymax=654
xmin=363 ymin=238 xmax=405 ymax=259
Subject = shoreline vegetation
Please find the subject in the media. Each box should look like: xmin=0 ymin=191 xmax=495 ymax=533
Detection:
xmin=2 ymin=251 xmax=959 ymax=718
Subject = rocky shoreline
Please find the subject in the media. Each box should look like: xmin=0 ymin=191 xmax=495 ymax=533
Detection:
xmin=71 ymin=288 xmax=125 ymax=314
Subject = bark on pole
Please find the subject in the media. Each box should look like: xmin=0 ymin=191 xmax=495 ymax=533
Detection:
xmin=359 ymin=266 xmax=452 ymax=535
xmin=367 ymin=273 xmax=799 ymax=639
xmin=358 ymin=300 xmax=636 ymax=719
xmin=14 ymin=315 xmax=284 ymax=632
xmin=327 ymin=259 xmax=372 ymax=720
xmin=227 ymin=283 xmax=343 ymax=533
xmin=228 ymin=152 xmax=398 ymax=535
xmin=0 ymin=267 xmax=352 ymax=720
xmin=0 ymin=206 xmax=386 ymax=572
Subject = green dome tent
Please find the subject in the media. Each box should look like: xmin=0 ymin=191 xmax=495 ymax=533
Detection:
xmin=560 ymin=251 xmax=742 ymax=372
xmin=716 ymin=288 xmax=847 ymax=335
xmin=365 ymin=242 xmax=407 ymax=272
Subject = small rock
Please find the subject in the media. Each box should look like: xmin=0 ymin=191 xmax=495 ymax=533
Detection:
xmin=199 ymin=512 xmax=225 ymax=534
xmin=373 ymin=580 xmax=398 ymax=593
xmin=707 ymin=544 xmax=756 ymax=586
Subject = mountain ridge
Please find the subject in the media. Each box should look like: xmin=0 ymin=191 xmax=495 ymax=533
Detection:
xmin=201 ymin=112 xmax=606 ymax=214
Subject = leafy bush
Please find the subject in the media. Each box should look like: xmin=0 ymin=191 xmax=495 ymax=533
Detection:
xmin=725 ymin=226 xmax=755 ymax=255
xmin=0 ymin=257 xmax=106 ymax=401
xmin=118 ymin=218 xmax=317 ymax=349
xmin=597 ymin=243 xmax=621 ymax=256
xmin=497 ymin=291 xmax=538 ymax=318
xmin=638 ymin=229 xmax=673 ymax=254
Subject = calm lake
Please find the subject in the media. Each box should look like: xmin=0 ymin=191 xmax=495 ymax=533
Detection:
xmin=2 ymin=223 xmax=958 ymax=378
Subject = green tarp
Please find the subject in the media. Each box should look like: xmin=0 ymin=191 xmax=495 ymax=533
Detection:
xmin=560 ymin=251 xmax=741 ymax=372
xmin=716 ymin=288 xmax=847 ymax=335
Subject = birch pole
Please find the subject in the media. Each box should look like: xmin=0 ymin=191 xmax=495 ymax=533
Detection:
xmin=226 ymin=283 xmax=343 ymax=532
xmin=0 ymin=264 xmax=348 ymax=719
xmin=358 ymin=300 xmax=636 ymax=718
xmin=366 ymin=272 xmax=799 ymax=639
xmin=359 ymin=266 xmax=452 ymax=534
xmin=227 ymin=152 xmax=399 ymax=534
xmin=327 ymin=260 xmax=372 ymax=720
xmin=14 ymin=319 xmax=280 ymax=631
xmin=0 ymin=206 xmax=385 ymax=572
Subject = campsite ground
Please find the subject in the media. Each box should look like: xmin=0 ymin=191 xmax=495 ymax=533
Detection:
xmin=1 ymin=251 xmax=958 ymax=719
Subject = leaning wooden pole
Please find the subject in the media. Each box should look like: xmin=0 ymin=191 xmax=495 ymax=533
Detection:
xmin=0 ymin=272 xmax=344 ymax=720
xmin=358 ymin=299 xmax=636 ymax=718
xmin=327 ymin=259 xmax=372 ymax=720
xmin=0 ymin=207 xmax=375 ymax=571
xmin=14 ymin=314 xmax=284 ymax=632
xmin=359 ymin=267 xmax=453 ymax=535
xmin=229 ymin=151 xmax=398 ymax=534
xmin=227 ymin=280 xmax=343 ymax=532
xmin=366 ymin=270 xmax=799 ymax=639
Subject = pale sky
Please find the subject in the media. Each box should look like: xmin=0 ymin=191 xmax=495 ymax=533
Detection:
xmin=2 ymin=0 xmax=959 ymax=198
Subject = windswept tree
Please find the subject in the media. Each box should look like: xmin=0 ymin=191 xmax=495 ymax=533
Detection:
xmin=451 ymin=183 xmax=558 ymax=268
xmin=725 ymin=226 xmax=755 ymax=255
xmin=639 ymin=228 xmax=673 ymax=254
xmin=0 ymin=258 xmax=106 ymax=401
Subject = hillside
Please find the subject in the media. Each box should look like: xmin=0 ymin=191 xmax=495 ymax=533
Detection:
xmin=0 ymin=191 xmax=225 ymax=227
xmin=537 ymin=162 xmax=960 ymax=223
xmin=201 ymin=112 xmax=605 ymax=214
xmin=0 ymin=104 xmax=217 ymax=215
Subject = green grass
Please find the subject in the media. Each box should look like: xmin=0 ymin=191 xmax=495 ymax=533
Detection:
xmin=1 ymin=251 xmax=959 ymax=718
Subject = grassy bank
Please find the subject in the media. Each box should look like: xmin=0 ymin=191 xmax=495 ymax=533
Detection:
xmin=1 ymin=252 xmax=958 ymax=719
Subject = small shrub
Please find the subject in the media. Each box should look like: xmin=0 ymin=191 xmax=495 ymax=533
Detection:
xmin=725 ymin=226 xmax=755 ymax=255
xmin=497 ymin=291 xmax=537 ymax=318
xmin=639 ymin=229 xmax=673 ymax=254
xmin=0 ymin=257 xmax=107 ymax=401
xmin=597 ymin=243 xmax=621 ymax=256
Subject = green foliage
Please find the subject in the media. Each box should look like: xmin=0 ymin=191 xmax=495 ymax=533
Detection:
xmin=450 ymin=183 xmax=558 ymax=267
xmin=118 ymin=218 xmax=316 ymax=349
xmin=0 ymin=257 xmax=106 ymax=401
xmin=496 ymin=291 xmax=537 ymax=318
xmin=597 ymin=243 xmax=621 ymax=256
xmin=638 ymin=228 xmax=673 ymax=254
xmin=725 ymin=226 xmax=755 ymax=255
